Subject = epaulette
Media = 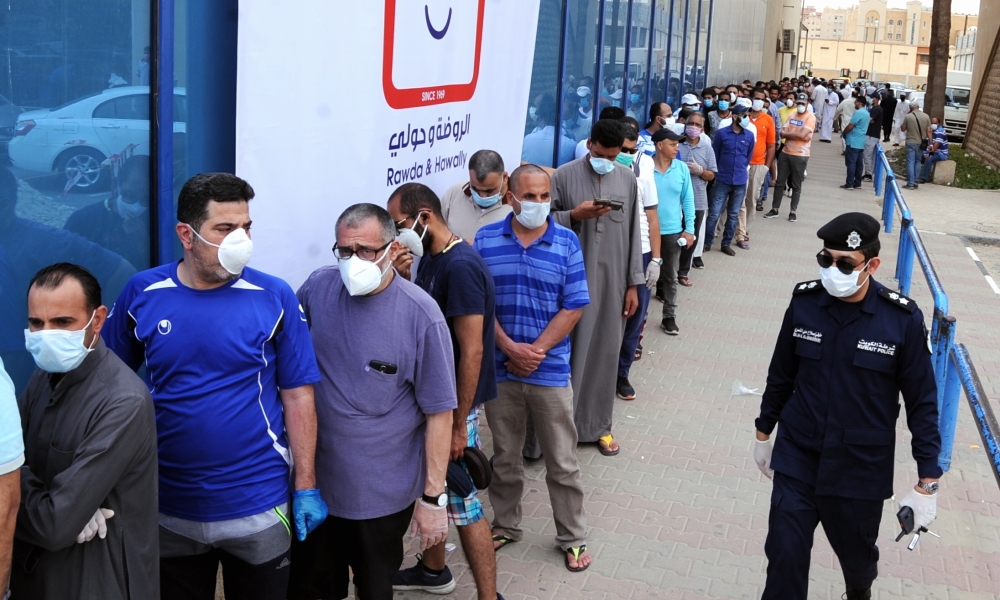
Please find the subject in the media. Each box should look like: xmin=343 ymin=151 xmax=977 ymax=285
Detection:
xmin=792 ymin=280 xmax=822 ymax=295
xmin=878 ymin=287 xmax=917 ymax=312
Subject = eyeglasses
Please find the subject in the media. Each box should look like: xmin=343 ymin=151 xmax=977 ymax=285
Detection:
xmin=620 ymin=147 xmax=638 ymax=155
xmin=333 ymin=241 xmax=391 ymax=261
xmin=816 ymin=251 xmax=865 ymax=275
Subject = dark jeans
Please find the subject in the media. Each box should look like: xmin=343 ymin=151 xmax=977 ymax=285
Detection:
xmin=844 ymin=146 xmax=864 ymax=187
xmin=771 ymin=152 xmax=808 ymax=213
xmin=618 ymin=252 xmax=651 ymax=378
xmin=905 ymin=143 xmax=921 ymax=186
xmin=921 ymin=150 xmax=947 ymax=180
xmin=659 ymin=233 xmax=683 ymax=319
xmin=678 ymin=209 xmax=705 ymax=277
xmin=762 ymin=472 xmax=882 ymax=599
xmin=704 ymin=182 xmax=747 ymax=248
xmin=161 ymin=540 xmax=291 ymax=600
xmin=287 ymin=503 xmax=415 ymax=600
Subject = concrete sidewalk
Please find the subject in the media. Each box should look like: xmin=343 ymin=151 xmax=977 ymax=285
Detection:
xmin=393 ymin=138 xmax=1000 ymax=600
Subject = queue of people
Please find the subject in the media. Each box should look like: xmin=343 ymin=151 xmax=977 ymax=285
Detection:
xmin=0 ymin=74 xmax=943 ymax=600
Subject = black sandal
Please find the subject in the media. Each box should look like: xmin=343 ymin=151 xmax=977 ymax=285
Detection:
xmin=492 ymin=534 xmax=516 ymax=552
xmin=565 ymin=545 xmax=590 ymax=572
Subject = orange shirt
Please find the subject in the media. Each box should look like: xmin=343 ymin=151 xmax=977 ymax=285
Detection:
xmin=782 ymin=111 xmax=817 ymax=157
xmin=749 ymin=112 xmax=776 ymax=165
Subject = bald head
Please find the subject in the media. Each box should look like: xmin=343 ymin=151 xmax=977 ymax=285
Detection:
xmin=509 ymin=164 xmax=549 ymax=196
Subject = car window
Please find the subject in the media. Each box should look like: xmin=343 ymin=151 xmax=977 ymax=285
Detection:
xmin=91 ymin=94 xmax=150 ymax=120
xmin=945 ymin=87 xmax=970 ymax=106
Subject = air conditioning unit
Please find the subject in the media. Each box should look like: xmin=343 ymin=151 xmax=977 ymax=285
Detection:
xmin=782 ymin=29 xmax=795 ymax=53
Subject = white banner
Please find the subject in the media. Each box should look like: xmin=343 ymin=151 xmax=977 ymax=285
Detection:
xmin=236 ymin=0 xmax=541 ymax=288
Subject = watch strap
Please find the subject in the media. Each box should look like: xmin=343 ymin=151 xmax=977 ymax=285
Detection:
xmin=917 ymin=481 xmax=939 ymax=494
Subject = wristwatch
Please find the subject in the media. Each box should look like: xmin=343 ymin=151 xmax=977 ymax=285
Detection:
xmin=422 ymin=490 xmax=448 ymax=507
xmin=917 ymin=481 xmax=939 ymax=494
xmin=651 ymin=257 xmax=663 ymax=266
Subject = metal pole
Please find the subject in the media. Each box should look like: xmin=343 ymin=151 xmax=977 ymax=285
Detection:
xmin=897 ymin=219 xmax=914 ymax=294
xmin=938 ymin=338 xmax=961 ymax=472
xmin=884 ymin=179 xmax=896 ymax=233
xmin=953 ymin=344 xmax=1000 ymax=490
xmin=153 ymin=0 xmax=175 ymax=266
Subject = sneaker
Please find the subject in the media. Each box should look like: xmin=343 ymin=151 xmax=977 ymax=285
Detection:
xmin=853 ymin=185 xmax=863 ymax=189
xmin=660 ymin=317 xmax=679 ymax=335
xmin=692 ymin=257 xmax=705 ymax=269
xmin=839 ymin=184 xmax=854 ymax=190
xmin=862 ymin=174 xmax=873 ymax=181
xmin=393 ymin=555 xmax=457 ymax=594
xmin=903 ymin=184 xmax=915 ymax=189
xmin=763 ymin=209 xmax=779 ymax=219
xmin=755 ymin=202 xmax=764 ymax=211
xmin=736 ymin=240 xmax=749 ymax=250
xmin=616 ymin=376 xmax=636 ymax=400
xmin=788 ymin=213 xmax=797 ymax=222
xmin=721 ymin=246 xmax=736 ymax=256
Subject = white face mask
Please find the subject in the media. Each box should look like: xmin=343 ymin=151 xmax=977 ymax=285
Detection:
xmin=25 ymin=311 xmax=97 ymax=373
xmin=513 ymin=197 xmax=550 ymax=229
xmin=395 ymin=216 xmax=427 ymax=257
xmin=751 ymin=99 xmax=765 ymax=112
xmin=115 ymin=196 xmax=147 ymax=221
xmin=189 ymin=226 xmax=254 ymax=275
xmin=340 ymin=247 xmax=392 ymax=296
xmin=819 ymin=261 xmax=871 ymax=298
xmin=785 ymin=99 xmax=794 ymax=108
xmin=796 ymin=104 xmax=807 ymax=114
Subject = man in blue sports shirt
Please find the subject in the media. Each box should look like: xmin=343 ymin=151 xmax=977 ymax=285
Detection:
xmin=103 ymin=173 xmax=327 ymax=600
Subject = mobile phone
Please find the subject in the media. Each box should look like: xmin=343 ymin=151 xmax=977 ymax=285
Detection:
xmin=368 ymin=360 xmax=398 ymax=375
xmin=594 ymin=198 xmax=613 ymax=206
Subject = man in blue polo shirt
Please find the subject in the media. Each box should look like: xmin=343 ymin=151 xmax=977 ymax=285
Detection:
xmin=704 ymin=103 xmax=755 ymax=256
xmin=473 ymin=164 xmax=592 ymax=573
xmin=919 ymin=117 xmax=949 ymax=184
xmin=651 ymin=127 xmax=695 ymax=336
xmin=840 ymin=96 xmax=870 ymax=190
xmin=103 ymin=173 xmax=327 ymax=600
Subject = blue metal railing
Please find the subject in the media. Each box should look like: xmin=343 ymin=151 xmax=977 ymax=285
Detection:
xmin=873 ymin=145 xmax=1000 ymax=487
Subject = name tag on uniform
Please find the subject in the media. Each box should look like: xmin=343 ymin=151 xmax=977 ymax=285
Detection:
xmin=790 ymin=119 xmax=804 ymax=126
xmin=793 ymin=328 xmax=822 ymax=343
xmin=857 ymin=339 xmax=896 ymax=356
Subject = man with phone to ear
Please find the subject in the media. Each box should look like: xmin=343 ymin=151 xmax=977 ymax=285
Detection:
xmin=386 ymin=184 xmax=503 ymax=600
xmin=753 ymin=212 xmax=942 ymax=600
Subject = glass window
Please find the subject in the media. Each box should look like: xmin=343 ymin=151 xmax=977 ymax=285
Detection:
xmin=1 ymin=2 xmax=151 ymax=392
xmin=559 ymin=0 xmax=602 ymax=162
xmin=666 ymin=0 xmax=686 ymax=107
xmin=652 ymin=1 xmax=669 ymax=105
xmin=521 ymin=0 xmax=566 ymax=168
xmin=684 ymin=0 xmax=700 ymax=96
xmin=628 ymin=0 xmax=654 ymax=125
xmin=600 ymin=0 xmax=629 ymax=111
xmin=696 ymin=0 xmax=709 ymax=91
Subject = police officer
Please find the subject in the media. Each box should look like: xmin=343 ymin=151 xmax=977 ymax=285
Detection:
xmin=753 ymin=212 xmax=942 ymax=600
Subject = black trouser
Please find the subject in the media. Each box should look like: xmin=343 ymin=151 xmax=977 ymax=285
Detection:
xmin=678 ymin=209 xmax=705 ymax=278
xmin=160 ymin=542 xmax=291 ymax=600
xmin=770 ymin=152 xmax=808 ymax=213
xmin=882 ymin=119 xmax=893 ymax=141
xmin=762 ymin=472 xmax=883 ymax=600
xmin=287 ymin=503 xmax=414 ymax=600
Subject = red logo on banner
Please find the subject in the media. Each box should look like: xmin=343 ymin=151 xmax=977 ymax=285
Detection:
xmin=382 ymin=0 xmax=485 ymax=109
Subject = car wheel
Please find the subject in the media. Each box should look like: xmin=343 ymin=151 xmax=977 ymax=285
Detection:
xmin=56 ymin=148 xmax=107 ymax=191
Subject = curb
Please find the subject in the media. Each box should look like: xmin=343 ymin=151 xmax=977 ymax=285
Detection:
xmin=957 ymin=236 xmax=1000 ymax=297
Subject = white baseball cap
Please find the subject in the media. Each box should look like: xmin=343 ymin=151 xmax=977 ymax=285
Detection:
xmin=681 ymin=93 xmax=700 ymax=106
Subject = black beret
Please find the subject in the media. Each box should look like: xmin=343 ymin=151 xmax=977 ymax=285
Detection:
xmin=817 ymin=212 xmax=880 ymax=251
xmin=651 ymin=127 xmax=683 ymax=143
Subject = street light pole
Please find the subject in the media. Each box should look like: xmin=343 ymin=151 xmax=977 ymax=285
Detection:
xmin=871 ymin=20 xmax=879 ymax=78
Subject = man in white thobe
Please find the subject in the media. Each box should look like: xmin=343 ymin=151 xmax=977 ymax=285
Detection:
xmin=892 ymin=95 xmax=910 ymax=146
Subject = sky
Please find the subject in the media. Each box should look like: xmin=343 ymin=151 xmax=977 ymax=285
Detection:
xmin=804 ymin=0 xmax=979 ymax=13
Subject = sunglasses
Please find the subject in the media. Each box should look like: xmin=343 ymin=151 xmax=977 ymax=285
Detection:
xmin=816 ymin=251 xmax=866 ymax=275
xmin=620 ymin=147 xmax=638 ymax=154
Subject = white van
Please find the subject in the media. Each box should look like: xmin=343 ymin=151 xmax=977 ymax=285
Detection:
xmin=943 ymin=70 xmax=972 ymax=140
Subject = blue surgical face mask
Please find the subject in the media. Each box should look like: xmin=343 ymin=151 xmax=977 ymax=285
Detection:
xmin=629 ymin=93 xmax=641 ymax=105
xmin=470 ymin=186 xmax=502 ymax=209
xmin=718 ymin=100 xmax=730 ymax=112
xmin=513 ymin=197 xmax=550 ymax=229
xmin=115 ymin=195 xmax=148 ymax=220
xmin=739 ymin=116 xmax=750 ymax=129
xmin=615 ymin=152 xmax=636 ymax=167
xmin=24 ymin=311 xmax=97 ymax=373
xmin=580 ymin=98 xmax=591 ymax=111
xmin=589 ymin=156 xmax=616 ymax=175
xmin=704 ymin=98 xmax=715 ymax=108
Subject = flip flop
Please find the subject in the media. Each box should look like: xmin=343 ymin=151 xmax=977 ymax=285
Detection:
xmin=634 ymin=342 xmax=643 ymax=361
xmin=598 ymin=434 xmax=620 ymax=457
xmin=492 ymin=534 xmax=516 ymax=552
xmin=564 ymin=545 xmax=590 ymax=572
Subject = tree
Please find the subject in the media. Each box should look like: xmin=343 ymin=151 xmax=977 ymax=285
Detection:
xmin=924 ymin=0 xmax=951 ymax=122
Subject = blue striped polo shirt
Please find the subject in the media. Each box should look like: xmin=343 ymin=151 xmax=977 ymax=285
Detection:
xmin=473 ymin=213 xmax=590 ymax=387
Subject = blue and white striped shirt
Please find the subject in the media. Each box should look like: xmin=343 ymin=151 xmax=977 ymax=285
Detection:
xmin=474 ymin=214 xmax=590 ymax=387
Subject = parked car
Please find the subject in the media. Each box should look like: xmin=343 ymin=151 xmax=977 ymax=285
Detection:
xmin=8 ymin=86 xmax=185 ymax=190
xmin=0 ymin=93 xmax=24 ymax=143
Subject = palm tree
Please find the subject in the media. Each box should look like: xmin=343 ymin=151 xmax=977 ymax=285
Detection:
xmin=924 ymin=0 xmax=951 ymax=122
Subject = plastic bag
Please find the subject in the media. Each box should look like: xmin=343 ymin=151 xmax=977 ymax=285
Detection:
xmin=732 ymin=380 xmax=763 ymax=396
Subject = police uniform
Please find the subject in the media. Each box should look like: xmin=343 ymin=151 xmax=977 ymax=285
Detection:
xmin=755 ymin=213 xmax=942 ymax=600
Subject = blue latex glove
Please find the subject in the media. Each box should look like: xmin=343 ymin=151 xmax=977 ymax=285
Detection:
xmin=292 ymin=489 xmax=329 ymax=541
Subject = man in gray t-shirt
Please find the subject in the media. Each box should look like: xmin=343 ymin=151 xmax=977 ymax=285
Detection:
xmin=288 ymin=203 xmax=457 ymax=600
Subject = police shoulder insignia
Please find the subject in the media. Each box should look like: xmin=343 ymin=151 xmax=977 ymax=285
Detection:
xmin=793 ymin=280 xmax=822 ymax=295
xmin=878 ymin=287 xmax=916 ymax=312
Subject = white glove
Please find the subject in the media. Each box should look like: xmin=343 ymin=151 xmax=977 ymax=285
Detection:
xmin=644 ymin=260 xmax=661 ymax=290
xmin=76 ymin=508 xmax=115 ymax=544
xmin=412 ymin=500 xmax=448 ymax=551
xmin=899 ymin=487 xmax=937 ymax=530
xmin=686 ymin=161 xmax=703 ymax=176
xmin=754 ymin=438 xmax=774 ymax=479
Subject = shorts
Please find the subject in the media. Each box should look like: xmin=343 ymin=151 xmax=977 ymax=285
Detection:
xmin=447 ymin=406 xmax=485 ymax=527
